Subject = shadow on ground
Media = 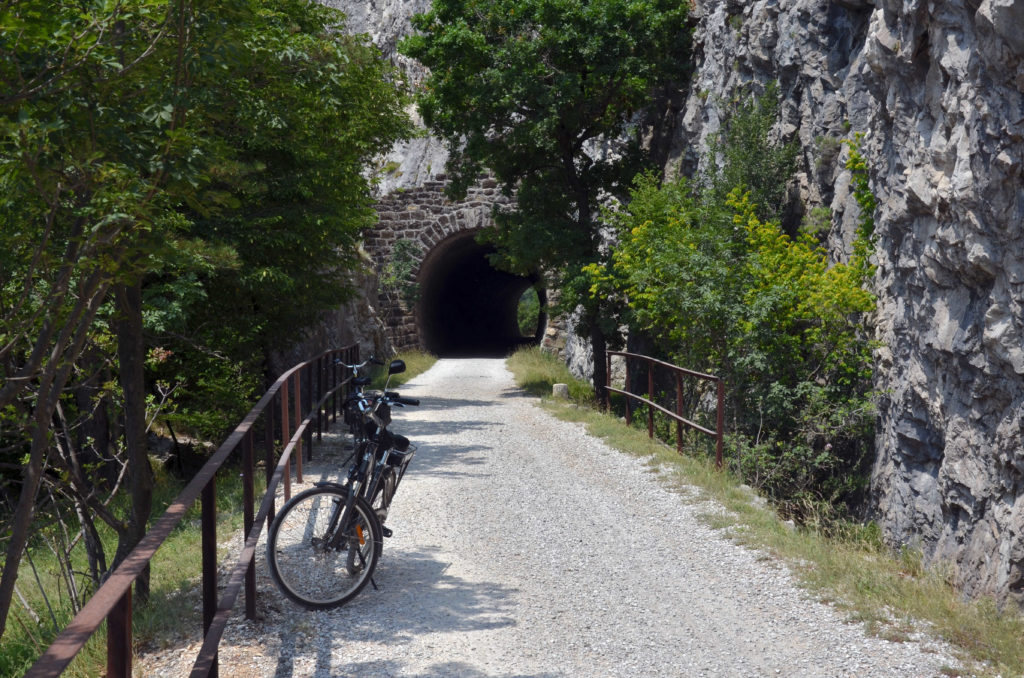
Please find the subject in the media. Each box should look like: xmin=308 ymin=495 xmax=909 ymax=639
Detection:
xmin=267 ymin=545 xmax=556 ymax=678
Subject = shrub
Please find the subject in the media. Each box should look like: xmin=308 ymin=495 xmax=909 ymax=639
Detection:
xmin=588 ymin=175 xmax=876 ymax=516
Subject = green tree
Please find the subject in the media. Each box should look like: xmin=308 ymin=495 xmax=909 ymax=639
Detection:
xmin=517 ymin=287 xmax=541 ymax=336
xmin=0 ymin=0 xmax=410 ymax=639
xmin=380 ymin=239 xmax=424 ymax=315
xmin=586 ymin=86 xmax=875 ymax=514
xmin=0 ymin=0 xmax=196 ymax=634
xmin=589 ymin=175 xmax=876 ymax=513
xmin=179 ymin=2 xmax=412 ymax=358
xmin=401 ymin=0 xmax=692 ymax=396
xmin=708 ymin=81 xmax=800 ymax=224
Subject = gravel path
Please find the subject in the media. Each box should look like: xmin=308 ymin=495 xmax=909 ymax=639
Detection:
xmin=140 ymin=358 xmax=962 ymax=677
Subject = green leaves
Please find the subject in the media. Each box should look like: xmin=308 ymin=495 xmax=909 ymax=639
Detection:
xmin=141 ymin=103 xmax=175 ymax=126
xmin=1 ymin=0 xmax=412 ymax=615
xmin=402 ymin=0 xmax=691 ymax=269
xmin=149 ymin=0 xmax=412 ymax=429
xmin=707 ymin=82 xmax=800 ymax=224
xmin=589 ymin=173 xmax=877 ymax=513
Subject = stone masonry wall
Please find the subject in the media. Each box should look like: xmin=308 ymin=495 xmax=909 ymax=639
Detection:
xmin=365 ymin=176 xmax=514 ymax=351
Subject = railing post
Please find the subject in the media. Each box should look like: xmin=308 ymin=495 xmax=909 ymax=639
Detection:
xmin=624 ymin=356 xmax=632 ymax=427
xmin=293 ymin=372 xmax=303 ymax=484
xmin=337 ymin=348 xmax=345 ymax=419
xmin=265 ymin=400 xmax=277 ymax=527
xmin=201 ymin=477 xmax=219 ymax=678
xmin=647 ymin=357 xmax=654 ymax=440
xmin=676 ymin=372 xmax=683 ymax=453
xmin=716 ymin=378 xmax=725 ymax=469
xmin=605 ymin=351 xmax=611 ymax=411
xmin=281 ymin=379 xmax=291 ymax=502
xmin=242 ymin=430 xmax=256 ymax=620
xmin=315 ymin=356 xmax=322 ymax=442
xmin=303 ymin=362 xmax=313 ymax=457
xmin=106 ymin=589 xmax=131 ymax=678
xmin=332 ymin=351 xmax=340 ymax=422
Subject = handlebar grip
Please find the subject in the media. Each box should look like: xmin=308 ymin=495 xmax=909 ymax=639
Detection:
xmin=397 ymin=397 xmax=420 ymax=406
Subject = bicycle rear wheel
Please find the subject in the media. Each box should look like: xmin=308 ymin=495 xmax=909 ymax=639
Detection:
xmin=266 ymin=486 xmax=382 ymax=609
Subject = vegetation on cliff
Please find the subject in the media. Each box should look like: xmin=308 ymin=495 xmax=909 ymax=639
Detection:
xmin=575 ymin=89 xmax=875 ymax=516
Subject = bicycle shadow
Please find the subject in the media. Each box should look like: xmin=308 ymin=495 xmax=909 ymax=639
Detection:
xmin=405 ymin=444 xmax=494 ymax=479
xmin=268 ymin=546 xmax=557 ymax=678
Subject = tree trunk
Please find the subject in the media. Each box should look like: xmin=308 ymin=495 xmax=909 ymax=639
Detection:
xmin=74 ymin=350 xmax=118 ymax=488
xmin=111 ymin=281 xmax=153 ymax=601
xmin=0 ymin=405 xmax=56 ymax=636
xmin=0 ymin=277 xmax=111 ymax=636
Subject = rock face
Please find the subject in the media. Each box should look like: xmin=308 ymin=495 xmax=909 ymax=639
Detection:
xmin=674 ymin=0 xmax=1024 ymax=607
xmin=270 ymin=264 xmax=391 ymax=374
xmin=860 ymin=0 xmax=1024 ymax=605
xmin=325 ymin=0 xmax=450 ymax=195
xmin=328 ymin=0 xmax=1024 ymax=604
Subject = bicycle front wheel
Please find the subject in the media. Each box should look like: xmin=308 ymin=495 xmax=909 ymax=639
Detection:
xmin=266 ymin=487 xmax=383 ymax=609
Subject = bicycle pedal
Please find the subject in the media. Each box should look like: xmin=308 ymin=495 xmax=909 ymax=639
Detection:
xmin=381 ymin=526 xmax=393 ymax=538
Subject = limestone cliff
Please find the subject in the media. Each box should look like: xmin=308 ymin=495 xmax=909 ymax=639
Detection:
xmin=672 ymin=0 xmax=1024 ymax=606
xmin=330 ymin=0 xmax=1024 ymax=604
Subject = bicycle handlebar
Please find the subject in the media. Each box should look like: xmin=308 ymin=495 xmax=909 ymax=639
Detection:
xmin=378 ymin=391 xmax=419 ymax=407
xmin=349 ymin=390 xmax=419 ymax=407
xmin=335 ymin=356 xmax=385 ymax=371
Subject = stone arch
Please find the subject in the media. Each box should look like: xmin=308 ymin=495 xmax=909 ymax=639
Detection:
xmin=367 ymin=176 xmax=546 ymax=355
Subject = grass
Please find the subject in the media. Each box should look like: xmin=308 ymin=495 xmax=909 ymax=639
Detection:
xmin=506 ymin=345 xmax=596 ymax=404
xmin=505 ymin=346 xmax=1024 ymax=677
xmin=0 ymin=461 xmax=263 ymax=678
xmin=371 ymin=349 xmax=437 ymax=390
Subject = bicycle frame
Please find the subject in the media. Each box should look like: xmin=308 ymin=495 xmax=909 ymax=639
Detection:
xmin=264 ymin=356 xmax=417 ymax=610
xmin=329 ymin=356 xmax=418 ymax=540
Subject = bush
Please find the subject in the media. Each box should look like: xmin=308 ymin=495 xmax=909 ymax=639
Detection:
xmin=588 ymin=175 xmax=876 ymax=516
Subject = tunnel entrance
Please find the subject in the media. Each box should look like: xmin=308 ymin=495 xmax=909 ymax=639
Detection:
xmin=417 ymin=232 xmax=545 ymax=357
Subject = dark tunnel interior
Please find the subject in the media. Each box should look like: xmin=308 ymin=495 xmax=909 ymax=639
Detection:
xmin=417 ymin=232 xmax=545 ymax=357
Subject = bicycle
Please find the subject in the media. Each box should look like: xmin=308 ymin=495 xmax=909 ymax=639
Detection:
xmin=265 ymin=357 xmax=420 ymax=609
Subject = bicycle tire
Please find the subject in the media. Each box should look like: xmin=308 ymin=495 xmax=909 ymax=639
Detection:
xmin=266 ymin=486 xmax=383 ymax=609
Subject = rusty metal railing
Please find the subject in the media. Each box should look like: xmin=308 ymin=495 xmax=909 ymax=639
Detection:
xmin=604 ymin=351 xmax=724 ymax=468
xmin=25 ymin=344 xmax=361 ymax=678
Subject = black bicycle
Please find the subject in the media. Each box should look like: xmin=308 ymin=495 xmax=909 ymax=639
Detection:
xmin=265 ymin=358 xmax=420 ymax=609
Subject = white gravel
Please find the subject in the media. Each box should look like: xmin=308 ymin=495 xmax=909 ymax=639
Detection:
xmin=139 ymin=358 xmax=966 ymax=677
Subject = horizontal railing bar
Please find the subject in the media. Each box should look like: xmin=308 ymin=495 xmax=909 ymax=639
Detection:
xmin=605 ymin=349 xmax=724 ymax=469
xmin=607 ymin=350 xmax=719 ymax=382
xmin=27 ymin=345 xmax=357 ymax=678
xmin=605 ymin=386 xmax=717 ymax=437
xmin=190 ymin=380 xmax=348 ymax=676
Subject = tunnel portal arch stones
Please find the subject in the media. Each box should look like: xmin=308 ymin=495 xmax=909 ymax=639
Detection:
xmin=366 ymin=175 xmax=529 ymax=352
